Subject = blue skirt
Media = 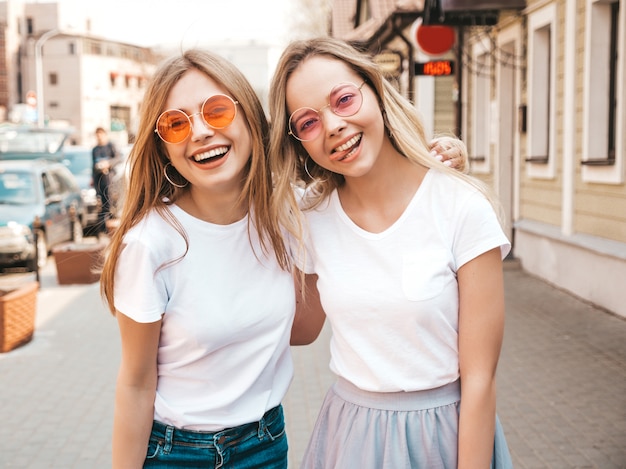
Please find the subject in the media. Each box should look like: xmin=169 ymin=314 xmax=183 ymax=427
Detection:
xmin=300 ymin=378 xmax=513 ymax=469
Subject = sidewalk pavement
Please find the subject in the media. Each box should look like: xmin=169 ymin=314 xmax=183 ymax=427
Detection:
xmin=0 ymin=258 xmax=624 ymax=468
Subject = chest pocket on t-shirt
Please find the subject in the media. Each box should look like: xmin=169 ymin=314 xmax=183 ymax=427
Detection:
xmin=401 ymin=249 xmax=449 ymax=301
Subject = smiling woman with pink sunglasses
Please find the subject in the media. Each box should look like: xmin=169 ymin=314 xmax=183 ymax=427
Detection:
xmin=269 ymin=37 xmax=513 ymax=469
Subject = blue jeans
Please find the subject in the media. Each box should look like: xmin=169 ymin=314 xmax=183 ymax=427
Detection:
xmin=144 ymin=405 xmax=288 ymax=468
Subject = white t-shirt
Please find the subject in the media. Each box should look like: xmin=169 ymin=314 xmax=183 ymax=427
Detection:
xmin=299 ymin=170 xmax=511 ymax=392
xmin=114 ymin=205 xmax=294 ymax=431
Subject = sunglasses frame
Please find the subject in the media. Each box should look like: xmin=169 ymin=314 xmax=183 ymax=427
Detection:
xmin=154 ymin=94 xmax=239 ymax=144
xmin=288 ymin=81 xmax=366 ymax=142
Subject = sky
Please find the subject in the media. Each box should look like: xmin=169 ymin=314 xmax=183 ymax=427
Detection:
xmin=60 ymin=0 xmax=293 ymax=48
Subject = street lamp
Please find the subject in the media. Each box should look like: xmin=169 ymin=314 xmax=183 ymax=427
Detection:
xmin=35 ymin=29 xmax=60 ymax=128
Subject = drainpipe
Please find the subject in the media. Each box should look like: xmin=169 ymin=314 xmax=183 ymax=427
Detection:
xmin=455 ymin=25 xmax=464 ymax=138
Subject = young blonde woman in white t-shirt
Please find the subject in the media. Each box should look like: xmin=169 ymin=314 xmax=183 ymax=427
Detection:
xmin=269 ymin=37 xmax=513 ymax=469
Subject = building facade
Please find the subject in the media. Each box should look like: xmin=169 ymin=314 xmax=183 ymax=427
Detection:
xmin=0 ymin=1 xmax=284 ymax=148
xmin=462 ymin=0 xmax=625 ymax=318
xmin=0 ymin=0 xmax=160 ymax=147
xmin=332 ymin=0 xmax=626 ymax=318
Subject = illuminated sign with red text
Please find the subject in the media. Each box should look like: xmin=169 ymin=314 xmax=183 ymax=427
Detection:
xmin=414 ymin=60 xmax=455 ymax=76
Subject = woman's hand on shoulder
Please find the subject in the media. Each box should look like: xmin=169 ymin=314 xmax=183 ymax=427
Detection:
xmin=430 ymin=136 xmax=469 ymax=173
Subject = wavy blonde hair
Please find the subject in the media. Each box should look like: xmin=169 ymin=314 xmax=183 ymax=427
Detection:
xmin=268 ymin=37 xmax=502 ymax=242
xmin=100 ymin=49 xmax=289 ymax=315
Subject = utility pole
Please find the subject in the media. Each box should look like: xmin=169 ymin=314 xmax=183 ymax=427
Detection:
xmin=35 ymin=29 xmax=60 ymax=128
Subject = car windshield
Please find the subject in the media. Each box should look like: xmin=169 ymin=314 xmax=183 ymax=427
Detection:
xmin=0 ymin=171 xmax=37 ymax=205
xmin=0 ymin=128 xmax=67 ymax=155
xmin=64 ymin=150 xmax=92 ymax=177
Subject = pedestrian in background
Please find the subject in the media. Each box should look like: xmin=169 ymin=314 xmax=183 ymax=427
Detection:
xmin=99 ymin=49 xmax=294 ymax=468
xmin=268 ymin=36 xmax=513 ymax=468
xmin=92 ymin=127 xmax=119 ymax=236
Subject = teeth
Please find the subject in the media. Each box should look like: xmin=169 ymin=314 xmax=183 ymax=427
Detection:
xmin=339 ymin=145 xmax=358 ymax=161
xmin=194 ymin=146 xmax=228 ymax=162
xmin=334 ymin=134 xmax=361 ymax=153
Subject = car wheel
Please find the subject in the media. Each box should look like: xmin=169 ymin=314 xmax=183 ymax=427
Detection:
xmin=35 ymin=230 xmax=48 ymax=269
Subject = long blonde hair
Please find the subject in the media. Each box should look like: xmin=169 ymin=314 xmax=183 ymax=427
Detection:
xmin=100 ymin=49 xmax=289 ymax=314
xmin=268 ymin=37 xmax=502 ymax=240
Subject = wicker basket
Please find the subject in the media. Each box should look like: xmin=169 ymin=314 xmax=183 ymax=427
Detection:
xmin=0 ymin=281 xmax=38 ymax=353
xmin=53 ymin=242 xmax=105 ymax=285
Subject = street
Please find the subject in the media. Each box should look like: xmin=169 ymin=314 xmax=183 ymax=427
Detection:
xmin=0 ymin=258 xmax=625 ymax=468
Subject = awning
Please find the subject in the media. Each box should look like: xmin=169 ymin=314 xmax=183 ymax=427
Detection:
xmin=442 ymin=0 xmax=525 ymax=9
xmin=425 ymin=0 xmax=525 ymax=25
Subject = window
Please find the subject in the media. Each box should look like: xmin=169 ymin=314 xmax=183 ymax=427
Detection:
xmin=87 ymin=40 xmax=102 ymax=55
xmin=48 ymin=73 xmax=57 ymax=86
xmin=526 ymin=4 xmax=557 ymax=178
xmin=583 ymin=0 xmax=623 ymax=183
xmin=26 ymin=18 xmax=33 ymax=35
xmin=52 ymin=169 xmax=77 ymax=194
xmin=42 ymin=173 xmax=58 ymax=198
xmin=469 ymin=38 xmax=492 ymax=173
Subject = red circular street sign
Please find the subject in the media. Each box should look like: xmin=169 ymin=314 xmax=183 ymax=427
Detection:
xmin=415 ymin=24 xmax=456 ymax=56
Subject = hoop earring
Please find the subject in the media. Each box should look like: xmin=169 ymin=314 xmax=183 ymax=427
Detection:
xmin=164 ymin=162 xmax=188 ymax=188
xmin=304 ymin=156 xmax=330 ymax=183
xmin=304 ymin=156 xmax=315 ymax=180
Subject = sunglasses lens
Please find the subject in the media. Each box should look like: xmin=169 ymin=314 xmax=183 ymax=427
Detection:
xmin=330 ymin=83 xmax=363 ymax=117
xmin=289 ymin=108 xmax=322 ymax=141
xmin=202 ymin=95 xmax=237 ymax=129
xmin=156 ymin=110 xmax=190 ymax=144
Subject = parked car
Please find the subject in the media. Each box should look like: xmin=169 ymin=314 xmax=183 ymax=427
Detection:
xmin=0 ymin=125 xmax=71 ymax=160
xmin=0 ymin=159 xmax=84 ymax=271
xmin=62 ymin=145 xmax=100 ymax=235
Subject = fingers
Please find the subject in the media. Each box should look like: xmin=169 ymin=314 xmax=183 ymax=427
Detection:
xmin=430 ymin=142 xmax=460 ymax=168
xmin=429 ymin=137 xmax=468 ymax=173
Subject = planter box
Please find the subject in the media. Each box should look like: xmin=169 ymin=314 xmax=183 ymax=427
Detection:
xmin=0 ymin=281 xmax=38 ymax=353
xmin=53 ymin=242 xmax=106 ymax=285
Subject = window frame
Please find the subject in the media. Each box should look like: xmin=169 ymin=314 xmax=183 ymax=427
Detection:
xmin=526 ymin=3 xmax=557 ymax=179
xmin=582 ymin=0 xmax=624 ymax=184
xmin=469 ymin=37 xmax=492 ymax=174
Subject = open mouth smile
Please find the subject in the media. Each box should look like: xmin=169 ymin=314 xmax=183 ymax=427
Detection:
xmin=332 ymin=134 xmax=362 ymax=161
xmin=193 ymin=146 xmax=229 ymax=163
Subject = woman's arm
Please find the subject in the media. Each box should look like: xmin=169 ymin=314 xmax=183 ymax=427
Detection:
xmin=457 ymin=247 xmax=505 ymax=468
xmin=291 ymin=270 xmax=326 ymax=345
xmin=112 ymin=312 xmax=162 ymax=469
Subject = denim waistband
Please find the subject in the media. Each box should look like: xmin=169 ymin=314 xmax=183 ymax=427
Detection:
xmin=151 ymin=405 xmax=282 ymax=448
